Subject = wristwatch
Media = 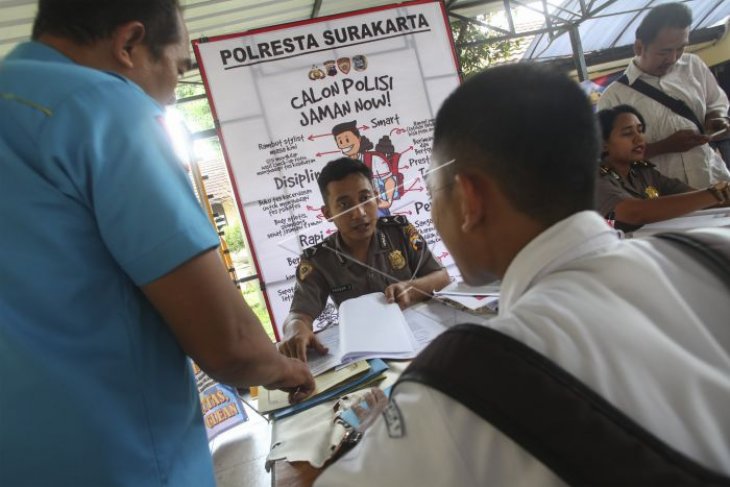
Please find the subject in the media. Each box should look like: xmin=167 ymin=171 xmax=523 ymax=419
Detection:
xmin=706 ymin=181 xmax=730 ymax=203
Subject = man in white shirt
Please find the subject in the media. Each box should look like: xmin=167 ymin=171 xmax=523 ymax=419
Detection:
xmin=597 ymin=2 xmax=730 ymax=188
xmin=315 ymin=63 xmax=730 ymax=486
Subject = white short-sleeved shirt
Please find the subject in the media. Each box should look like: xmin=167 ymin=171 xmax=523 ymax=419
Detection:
xmin=315 ymin=211 xmax=730 ymax=486
xmin=598 ymin=54 xmax=730 ymax=187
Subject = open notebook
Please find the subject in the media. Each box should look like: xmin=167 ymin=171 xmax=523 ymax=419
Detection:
xmin=337 ymin=292 xmax=417 ymax=364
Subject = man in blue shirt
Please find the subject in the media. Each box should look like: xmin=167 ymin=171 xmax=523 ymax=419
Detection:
xmin=0 ymin=1 xmax=314 ymax=485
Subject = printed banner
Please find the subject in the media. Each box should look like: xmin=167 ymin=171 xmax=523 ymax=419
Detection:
xmin=193 ymin=361 xmax=249 ymax=442
xmin=194 ymin=0 xmax=460 ymax=336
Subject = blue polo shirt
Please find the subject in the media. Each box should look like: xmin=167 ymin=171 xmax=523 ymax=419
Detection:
xmin=0 ymin=42 xmax=219 ymax=486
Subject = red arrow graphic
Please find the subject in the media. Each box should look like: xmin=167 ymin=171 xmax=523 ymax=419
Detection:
xmin=308 ymin=133 xmax=331 ymax=141
xmin=390 ymin=127 xmax=407 ymax=136
xmin=394 ymin=210 xmax=412 ymax=216
xmin=405 ymin=179 xmax=424 ymax=193
xmin=398 ymin=145 xmax=414 ymax=155
xmin=316 ymin=150 xmax=341 ymax=157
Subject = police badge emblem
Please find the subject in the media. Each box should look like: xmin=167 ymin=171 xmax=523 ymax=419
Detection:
xmin=297 ymin=260 xmax=314 ymax=281
xmin=308 ymin=65 xmax=325 ymax=80
xmin=324 ymin=60 xmax=337 ymax=77
xmin=337 ymin=57 xmax=351 ymax=74
xmin=388 ymin=250 xmax=406 ymax=270
xmin=352 ymin=55 xmax=368 ymax=71
xmin=644 ymin=186 xmax=659 ymax=199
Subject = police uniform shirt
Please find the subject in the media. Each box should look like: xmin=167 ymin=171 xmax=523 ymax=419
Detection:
xmin=596 ymin=160 xmax=693 ymax=218
xmin=290 ymin=216 xmax=443 ymax=319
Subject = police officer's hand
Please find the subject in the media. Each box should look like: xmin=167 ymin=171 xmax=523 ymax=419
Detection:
xmin=265 ymin=356 xmax=316 ymax=404
xmin=384 ymin=282 xmax=414 ymax=309
xmin=663 ymin=129 xmax=710 ymax=153
xmin=279 ymin=319 xmax=329 ymax=363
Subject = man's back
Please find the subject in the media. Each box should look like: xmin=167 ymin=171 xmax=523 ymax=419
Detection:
xmin=0 ymin=43 xmax=218 ymax=485
xmin=316 ymin=212 xmax=730 ymax=486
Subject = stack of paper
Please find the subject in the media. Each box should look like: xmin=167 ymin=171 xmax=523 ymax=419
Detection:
xmin=258 ymin=360 xmax=370 ymax=414
xmin=433 ymin=281 xmax=500 ymax=312
xmin=258 ymin=359 xmax=389 ymax=420
xmin=631 ymin=208 xmax=730 ymax=237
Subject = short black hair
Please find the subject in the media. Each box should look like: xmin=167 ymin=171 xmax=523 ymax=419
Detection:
xmin=332 ymin=120 xmax=360 ymax=137
xmin=32 ymin=0 xmax=182 ymax=59
xmin=317 ymin=157 xmax=373 ymax=203
xmin=432 ymin=63 xmax=600 ymax=226
xmin=635 ymin=2 xmax=692 ymax=45
xmin=597 ymin=105 xmax=646 ymax=142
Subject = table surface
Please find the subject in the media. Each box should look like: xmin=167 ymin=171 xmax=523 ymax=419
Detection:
xmin=272 ymin=461 xmax=323 ymax=487
xmin=268 ymin=300 xmax=496 ymax=487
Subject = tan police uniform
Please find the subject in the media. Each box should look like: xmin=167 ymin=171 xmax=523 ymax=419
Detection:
xmin=596 ymin=160 xmax=693 ymax=223
xmin=290 ymin=216 xmax=443 ymax=320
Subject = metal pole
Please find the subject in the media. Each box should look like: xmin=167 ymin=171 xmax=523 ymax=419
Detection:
xmin=568 ymin=24 xmax=588 ymax=81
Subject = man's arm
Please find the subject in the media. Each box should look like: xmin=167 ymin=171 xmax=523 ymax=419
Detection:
xmin=384 ymin=268 xmax=450 ymax=309
xmin=279 ymin=311 xmax=329 ymax=362
xmin=644 ymin=130 xmax=710 ymax=159
xmin=613 ymin=184 xmax=728 ymax=226
xmin=142 ymin=249 xmax=314 ymax=399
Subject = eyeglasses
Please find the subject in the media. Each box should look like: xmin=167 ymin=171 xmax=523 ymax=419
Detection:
xmin=425 ymin=158 xmax=457 ymax=200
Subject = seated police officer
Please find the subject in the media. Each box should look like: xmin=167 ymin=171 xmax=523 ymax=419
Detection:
xmin=279 ymin=157 xmax=450 ymax=361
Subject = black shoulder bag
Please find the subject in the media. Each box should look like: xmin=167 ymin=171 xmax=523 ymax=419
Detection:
xmin=395 ymin=229 xmax=730 ymax=485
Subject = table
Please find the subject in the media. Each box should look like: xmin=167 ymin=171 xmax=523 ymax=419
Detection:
xmin=272 ymin=461 xmax=322 ymax=487
xmin=267 ymin=299 xmax=496 ymax=487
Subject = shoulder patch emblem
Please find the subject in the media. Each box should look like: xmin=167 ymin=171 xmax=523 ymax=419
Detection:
xmin=382 ymin=399 xmax=405 ymax=438
xmin=405 ymin=224 xmax=422 ymax=252
xmin=297 ymin=260 xmax=314 ymax=281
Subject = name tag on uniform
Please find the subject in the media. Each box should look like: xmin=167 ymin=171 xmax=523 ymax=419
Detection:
xmin=331 ymin=284 xmax=353 ymax=294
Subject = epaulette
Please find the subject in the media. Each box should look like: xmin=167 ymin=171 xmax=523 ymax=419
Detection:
xmin=378 ymin=215 xmax=409 ymax=226
xmin=599 ymin=165 xmax=621 ymax=181
xmin=302 ymin=246 xmax=318 ymax=259
xmin=301 ymin=233 xmax=336 ymax=258
xmin=631 ymin=160 xmax=655 ymax=169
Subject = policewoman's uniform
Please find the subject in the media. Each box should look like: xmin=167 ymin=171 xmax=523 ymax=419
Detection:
xmin=596 ymin=160 xmax=693 ymax=230
xmin=290 ymin=216 xmax=443 ymax=319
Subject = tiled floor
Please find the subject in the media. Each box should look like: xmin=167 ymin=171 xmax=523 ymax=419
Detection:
xmin=211 ymin=401 xmax=272 ymax=487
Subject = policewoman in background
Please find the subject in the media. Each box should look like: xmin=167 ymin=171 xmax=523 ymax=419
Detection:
xmin=596 ymin=104 xmax=729 ymax=231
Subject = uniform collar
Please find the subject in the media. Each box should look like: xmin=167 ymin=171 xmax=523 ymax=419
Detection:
xmin=332 ymin=225 xmax=390 ymax=265
xmin=625 ymin=54 xmax=689 ymax=84
xmin=6 ymin=41 xmax=75 ymax=64
xmin=599 ymin=161 xmax=654 ymax=180
xmin=499 ymin=211 xmax=619 ymax=313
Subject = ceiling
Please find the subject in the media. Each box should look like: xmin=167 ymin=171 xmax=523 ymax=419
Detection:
xmin=0 ymin=0 xmax=510 ymax=85
xmin=3 ymin=0 xmax=728 ymax=86
xmin=524 ymin=0 xmax=730 ymax=64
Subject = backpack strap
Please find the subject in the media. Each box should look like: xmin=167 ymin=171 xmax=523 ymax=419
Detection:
xmin=396 ymin=324 xmax=730 ymax=486
xmin=617 ymin=74 xmax=705 ymax=134
xmin=652 ymin=229 xmax=730 ymax=290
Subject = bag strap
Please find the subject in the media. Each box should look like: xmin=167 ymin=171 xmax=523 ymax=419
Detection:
xmin=617 ymin=74 xmax=705 ymax=134
xmin=652 ymin=230 xmax=730 ymax=289
xmin=396 ymin=324 xmax=730 ymax=486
